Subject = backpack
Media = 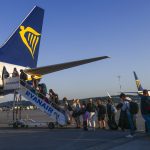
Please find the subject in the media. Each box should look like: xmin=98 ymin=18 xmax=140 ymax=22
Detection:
xmin=87 ymin=103 xmax=96 ymax=112
xmin=111 ymin=105 xmax=117 ymax=113
xmin=40 ymin=83 xmax=47 ymax=95
xmin=98 ymin=105 xmax=106 ymax=114
xmin=107 ymin=104 xmax=112 ymax=114
xmin=107 ymin=119 xmax=118 ymax=130
xmin=129 ymin=101 xmax=139 ymax=114
xmin=68 ymin=103 xmax=73 ymax=111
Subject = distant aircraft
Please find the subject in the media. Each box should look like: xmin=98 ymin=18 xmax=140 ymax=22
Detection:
xmin=0 ymin=6 xmax=109 ymax=96
xmin=133 ymin=71 xmax=150 ymax=95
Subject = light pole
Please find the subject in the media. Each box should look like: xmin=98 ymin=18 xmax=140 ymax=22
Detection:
xmin=117 ymin=75 xmax=122 ymax=93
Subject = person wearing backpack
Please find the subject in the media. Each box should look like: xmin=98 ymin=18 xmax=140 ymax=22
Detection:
xmin=120 ymin=93 xmax=136 ymax=138
xmin=126 ymin=97 xmax=138 ymax=131
xmin=140 ymin=89 xmax=150 ymax=135
xmin=107 ymin=98 xmax=118 ymax=130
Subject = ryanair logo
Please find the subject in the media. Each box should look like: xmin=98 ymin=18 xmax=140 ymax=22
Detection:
xmin=19 ymin=26 xmax=41 ymax=58
xmin=136 ymin=80 xmax=141 ymax=88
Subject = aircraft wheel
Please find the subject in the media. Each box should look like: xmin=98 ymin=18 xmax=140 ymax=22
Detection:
xmin=13 ymin=122 xmax=18 ymax=128
xmin=21 ymin=124 xmax=25 ymax=128
xmin=48 ymin=122 xmax=55 ymax=129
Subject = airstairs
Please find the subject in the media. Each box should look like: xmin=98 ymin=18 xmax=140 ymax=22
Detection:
xmin=17 ymin=81 xmax=68 ymax=126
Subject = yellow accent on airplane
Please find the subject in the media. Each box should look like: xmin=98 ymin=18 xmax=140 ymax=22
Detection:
xmin=19 ymin=26 xmax=41 ymax=59
xmin=136 ymin=80 xmax=141 ymax=88
xmin=27 ymin=74 xmax=42 ymax=81
xmin=30 ymin=34 xmax=34 ymax=45
xmin=28 ymin=33 xmax=31 ymax=41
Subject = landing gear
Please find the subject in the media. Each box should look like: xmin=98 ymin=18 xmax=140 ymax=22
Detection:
xmin=12 ymin=120 xmax=25 ymax=128
xmin=48 ymin=122 xmax=55 ymax=129
xmin=13 ymin=122 xmax=18 ymax=128
xmin=11 ymin=90 xmax=23 ymax=129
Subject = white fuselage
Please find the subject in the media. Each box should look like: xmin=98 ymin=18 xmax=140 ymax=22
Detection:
xmin=138 ymin=91 xmax=150 ymax=96
xmin=0 ymin=61 xmax=26 ymax=87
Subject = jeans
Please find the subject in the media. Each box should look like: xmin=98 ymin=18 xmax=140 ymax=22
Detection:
xmin=142 ymin=114 xmax=150 ymax=134
xmin=126 ymin=111 xmax=135 ymax=135
xmin=88 ymin=112 xmax=96 ymax=128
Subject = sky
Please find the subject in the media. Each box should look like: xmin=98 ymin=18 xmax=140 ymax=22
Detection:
xmin=0 ymin=0 xmax=150 ymax=101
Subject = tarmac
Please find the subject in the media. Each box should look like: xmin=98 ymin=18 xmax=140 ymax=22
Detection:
xmin=0 ymin=109 xmax=149 ymax=150
xmin=0 ymin=128 xmax=149 ymax=150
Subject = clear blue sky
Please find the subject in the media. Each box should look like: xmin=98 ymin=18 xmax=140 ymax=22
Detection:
xmin=0 ymin=0 xmax=150 ymax=100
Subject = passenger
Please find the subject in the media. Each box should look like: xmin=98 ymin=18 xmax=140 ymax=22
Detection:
xmin=55 ymin=95 xmax=59 ymax=104
xmin=20 ymin=69 xmax=27 ymax=86
xmin=81 ymin=101 xmax=89 ymax=131
xmin=86 ymin=99 xmax=96 ymax=131
xmin=126 ymin=97 xmax=138 ymax=131
xmin=106 ymin=98 xmax=118 ymax=130
xmin=71 ymin=99 xmax=77 ymax=122
xmin=2 ymin=66 xmax=9 ymax=80
xmin=63 ymin=97 xmax=68 ymax=109
xmin=12 ymin=68 xmax=19 ymax=77
xmin=38 ymin=84 xmax=45 ymax=99
xmin=119 ymin=93 xmax=135 ymax=138
xmin=36 ymin=83 xmax=49 ymax=104
xmin=49 ymin=89 xmax=58 ymax=103
xmin=31 ymin=75 xmax=38 ymax=89
xmin=140 ymin=89 xmax=150 ymax=135
xmin=97 ymin=100 xmax=106 ymax=129
xmin=72 ymin=99 xmax=81 ymax=128
xmin=117 ymin=100 xmax=127 ymax=131
xmin=63 ymin=97 xmax=72 ymax=123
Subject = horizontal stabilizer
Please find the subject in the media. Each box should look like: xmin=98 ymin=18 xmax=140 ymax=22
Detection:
xmin=24 ymin=56 xmax=109 ymax=75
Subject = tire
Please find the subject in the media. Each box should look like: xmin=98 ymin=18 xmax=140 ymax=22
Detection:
xmin=21 ymin=124 xmax=25 ymax=128
xmin=13 ymin=122 xmax=18 ymax=129
xmin=48 ymin=122 xmax=55 ymax=129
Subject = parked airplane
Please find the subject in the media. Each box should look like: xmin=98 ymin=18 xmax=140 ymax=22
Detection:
xmin=133 ymin=71 xmax=150 ymax=95
xmin=0 ymin=6 xmax=109 ymax=96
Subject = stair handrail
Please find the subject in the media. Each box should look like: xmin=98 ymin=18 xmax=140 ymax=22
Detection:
xmin=19 ymin=79 xmax=65 ymax=114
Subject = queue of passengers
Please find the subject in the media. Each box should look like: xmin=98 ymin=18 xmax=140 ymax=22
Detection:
xmin=63 ymin=92 xmax=150 ymax=138
xmin=65 ymin=98 xmax=112 ymax=131
xmin=2 ymin=67 xmax=150 ymax=138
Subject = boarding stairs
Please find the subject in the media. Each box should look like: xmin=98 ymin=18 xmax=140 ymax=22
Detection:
xmin=17 ymin=81 xmax=68 ymax=126
xmin=0 ymin=77 xmax=20 ymax=96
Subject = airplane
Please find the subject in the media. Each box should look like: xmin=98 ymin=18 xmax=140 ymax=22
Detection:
xmin=0 ymin=6 xmax=109 ymax=96
xmin=133 ymin=71 xmax=150 ymax=95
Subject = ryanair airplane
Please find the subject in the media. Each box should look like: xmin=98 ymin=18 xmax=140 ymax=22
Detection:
xmin=133 ymin=71 xmax=150 ymax=95
xmin=0 ymin=6 xmax=109 ymax=96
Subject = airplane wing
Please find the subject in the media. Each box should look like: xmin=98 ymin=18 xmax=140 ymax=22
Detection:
xmin=24 ymin=56 xmax=109 ymax=76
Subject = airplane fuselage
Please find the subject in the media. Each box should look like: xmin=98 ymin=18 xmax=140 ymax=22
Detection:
xmin=138 ymin=91 xmax=150 ymax=96
xmin=0 ymin=62 xmax=28 ymax=96
xmin=0 ymin=62 xmax=26 ymax=86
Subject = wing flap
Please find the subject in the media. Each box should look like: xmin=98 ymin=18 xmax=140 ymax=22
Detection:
xmin=24 ymin=56 xmax=109 ymax=75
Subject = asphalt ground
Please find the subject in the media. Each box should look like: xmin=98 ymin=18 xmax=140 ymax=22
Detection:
xmin=0 ymin=128 xmax=149 ymax=150
xmin=0 ymin=109 xmax=149 ymax=150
